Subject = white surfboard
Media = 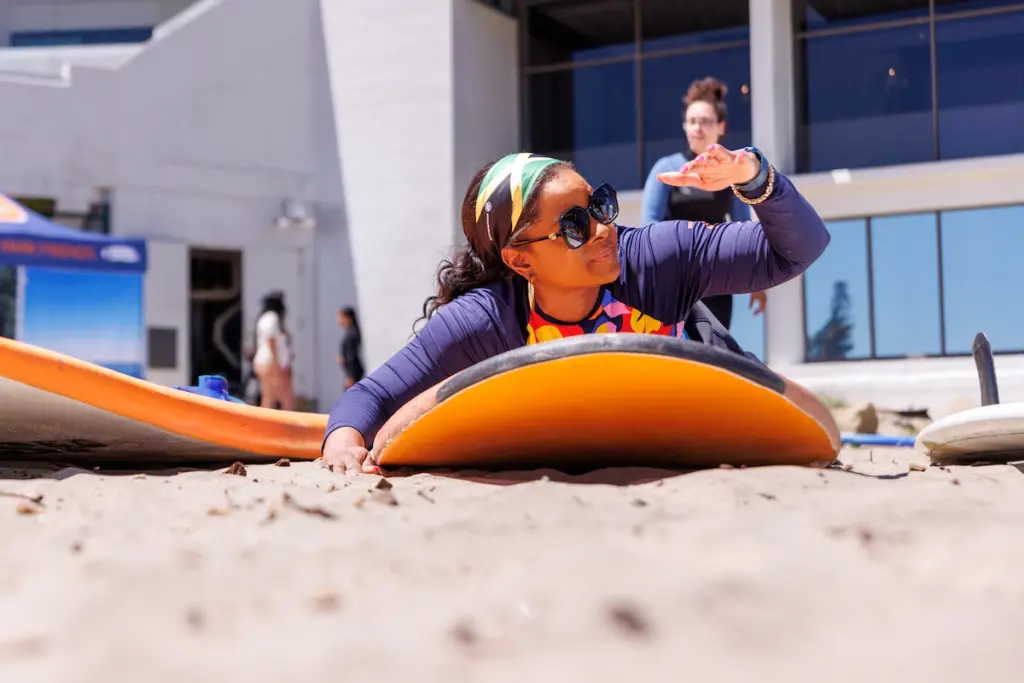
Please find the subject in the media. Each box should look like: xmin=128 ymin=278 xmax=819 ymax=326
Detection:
xmin=916 ymin=402 xmax=1024 ymax=463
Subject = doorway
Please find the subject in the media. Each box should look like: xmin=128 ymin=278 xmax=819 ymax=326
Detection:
xmin=189 ymin=249 xmax=243 ymax=392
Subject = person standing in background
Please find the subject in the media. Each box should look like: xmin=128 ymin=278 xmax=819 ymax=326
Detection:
xmin=252 ymin=291 xmax=296 ymax=410
xmin=337 ymin=306 xmax=364 ymax=389
xmin=641 ymin=76 xmax=767 ymax=329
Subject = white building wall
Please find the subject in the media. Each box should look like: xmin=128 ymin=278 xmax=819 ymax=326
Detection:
xmin=0 ymin=66 xmax=116 ymax=210
xmin=109 ymin=0 xmax=322 ymax=401
xmin=143 ymin=238 xmax=188 ymax=386
xmin=0 ymin=44 xmax=139 ymax=77
xmin=0 ymin=0 xmax=335 ymax=406
xmin=319 ymin=0 xmax=456 ymax=374
xmin=319 ymin=0 xmax=519 ymax=373
xmin=0 ymin=0 xmax=519 ymax=413
xmin=452 ymin=0 xmax=520 ymax=241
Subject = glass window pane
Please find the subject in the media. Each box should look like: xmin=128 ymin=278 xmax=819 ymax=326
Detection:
xmin=940 ymin=205 xmax=1024 ymax=354
xmin=796 ymin=0 xmax=928 ymax=33
xmin=870 ymin=213 xmax=941 ymax=357
xmin=935 ymin=0 xmax=1024 ymax=14
xmin=729 ymin=296 xmax=766 ymax=362
xmin=804 ymin=219 xmax=871 ymax=361
xmin=641 ymin=0 xmax=748 ymax=53
xmin=935 ymin=10 xmax=1024 ymax=160
xmin=528 ymin=64 xmax=639 ymax=191
xmin=799 ymin=25 xmax=934 ymax=172
xmin=527 ymin=0 xmax=635 ymax=67
xmin=641 ymin=47 xmax=751 ymax=177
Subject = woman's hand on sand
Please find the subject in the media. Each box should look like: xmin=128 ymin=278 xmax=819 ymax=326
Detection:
xmin=657 ymin=144 xmax=760 ymax=192
xmin=321 ymin=428 xmax=381 ymax=474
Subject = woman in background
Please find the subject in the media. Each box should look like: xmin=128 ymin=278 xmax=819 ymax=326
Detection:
xmin=252 ymin=291 xmax=296 ymax=411
xmin=337 ymin=306 xmax=365 ymax=389
xmin=641 ymin=76 xmax=766 ymax=329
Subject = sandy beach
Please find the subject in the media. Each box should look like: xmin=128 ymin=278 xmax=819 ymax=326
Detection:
xmin=0 ymin=446 xmax=1022 ymax=682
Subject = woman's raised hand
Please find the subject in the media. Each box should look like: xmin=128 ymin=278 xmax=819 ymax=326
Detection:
xmin=657 ymin=144 xmax=760 ymax=192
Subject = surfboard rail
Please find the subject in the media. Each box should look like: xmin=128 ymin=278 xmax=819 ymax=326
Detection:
xmin=0 ymin=337 xmax=327 ymax=460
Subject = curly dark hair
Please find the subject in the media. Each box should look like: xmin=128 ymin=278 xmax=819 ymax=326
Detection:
xmin=416 ymin=156 xmax=571 ymax=327
xmin=684 ymin=76 xmax=729 ymax=123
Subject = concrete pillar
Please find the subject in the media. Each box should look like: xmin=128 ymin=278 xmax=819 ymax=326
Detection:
xmin=749 ymin=0 xmax=804 ymax=368
xmin=318 ymin=0 xmax=458 ymax=373
xmin=316 ymin=0 xmax=519 ymax=383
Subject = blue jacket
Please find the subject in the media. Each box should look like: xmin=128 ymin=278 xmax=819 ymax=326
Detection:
xmin=640 ymin=152 xmax=752 ymax=225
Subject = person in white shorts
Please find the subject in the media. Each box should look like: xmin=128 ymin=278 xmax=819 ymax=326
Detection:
xmin=252 ymin=291 xmax=296 ymax=411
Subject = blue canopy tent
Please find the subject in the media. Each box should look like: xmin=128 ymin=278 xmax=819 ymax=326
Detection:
xmin=0 ymin=195 xmax=146 ymax=272
xmin=0 ymin=194 xmax=149 ymax=377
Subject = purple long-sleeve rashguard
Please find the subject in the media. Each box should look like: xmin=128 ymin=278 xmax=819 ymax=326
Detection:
xmin=325 ymin=169 xmax=830 ymax=448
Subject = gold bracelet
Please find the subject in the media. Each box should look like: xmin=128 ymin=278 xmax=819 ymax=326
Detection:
xmin=732 ymin=164 xmax=776 ymax=206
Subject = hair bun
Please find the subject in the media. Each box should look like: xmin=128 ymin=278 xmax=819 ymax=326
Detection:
xmin=685 ymin=77 xmax=728 ymax=106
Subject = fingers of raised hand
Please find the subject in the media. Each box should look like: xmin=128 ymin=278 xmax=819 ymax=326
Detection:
xmin=704 ymin=144 xmax=735 ymax=163
xmin=656 ymin=170 xmax=703 ymax=187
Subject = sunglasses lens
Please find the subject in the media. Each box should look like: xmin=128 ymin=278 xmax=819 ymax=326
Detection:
xmin=590 ymin=184 xmax=618 ymax=223
xmin=561 ymin=208 xmax=590 ymax=249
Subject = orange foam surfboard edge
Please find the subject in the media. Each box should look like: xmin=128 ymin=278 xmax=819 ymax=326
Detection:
xmin=376 ymin=351 xmax=839 ymax=469
xmin=0 ymin=337 xmax=328 ymax=460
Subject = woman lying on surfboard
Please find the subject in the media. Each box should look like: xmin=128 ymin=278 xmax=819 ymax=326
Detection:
xmin=323 ymin=145 xmax=835 ymax=473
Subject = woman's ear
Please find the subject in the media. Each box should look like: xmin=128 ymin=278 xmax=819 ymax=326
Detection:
xmin=501 ymin=246 xmax=533 ymax=281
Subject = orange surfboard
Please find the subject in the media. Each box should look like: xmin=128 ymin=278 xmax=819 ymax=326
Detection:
xmin=374 ymin=335 xmax=841 ymax=470
xmin=0 ymin=337 xmax=326 ymax=464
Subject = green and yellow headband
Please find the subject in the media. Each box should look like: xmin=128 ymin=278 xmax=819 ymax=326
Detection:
xmin=475 ymin=152 xmax=561 ymax=251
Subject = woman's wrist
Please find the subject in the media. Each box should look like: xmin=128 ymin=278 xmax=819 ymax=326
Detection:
xmin=732 ymin=147 xmax=775 ymax=205
xmin=733 ymin=147 xmax=768 ymax=191
xmin=325 ymin=426 xmax=366 ymax=450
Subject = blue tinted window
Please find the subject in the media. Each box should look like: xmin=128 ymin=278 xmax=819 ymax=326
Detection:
xmin=10 ymin=27 xmax=152 ymax=47
xmin=799 ymin=25 xmax=934 ymax=172
xmin=798 ymin=0 xmax=928 ymax=32
xmin=529 ymin=63 xmax=639 ymax=190
xmin=527 ymin=0 xmax=636 ymax=66
xmin=935 ymin=10 xmax=1024 ymax=160
xmin=940 ymin=205 xmax=1024 ymax=354
xmin=641 ymin=46 xmax=751 ymax=175
xmin=870 ymin=213 xmax=941 ymax=357
xmin=730 ymin=295 xmax=766 ymax=362
xmin=934 ymin=0 xmax=1024 ymax=14
xmin=804 ymin=219 xmax=871 ymax=361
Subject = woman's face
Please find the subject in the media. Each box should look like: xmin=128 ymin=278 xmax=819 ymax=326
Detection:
xmin=502 ymin=168 xmax=620 ymax=289
xmin=684 ymin=101 xmax=725 ymax=155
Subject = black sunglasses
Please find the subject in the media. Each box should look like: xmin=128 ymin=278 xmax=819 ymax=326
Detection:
xmin=510 ymin=183 xmax=618 ymax=250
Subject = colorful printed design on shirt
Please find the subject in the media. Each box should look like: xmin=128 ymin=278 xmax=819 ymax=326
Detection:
xmin=526 ymin=287 xmax=687 ymax=344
